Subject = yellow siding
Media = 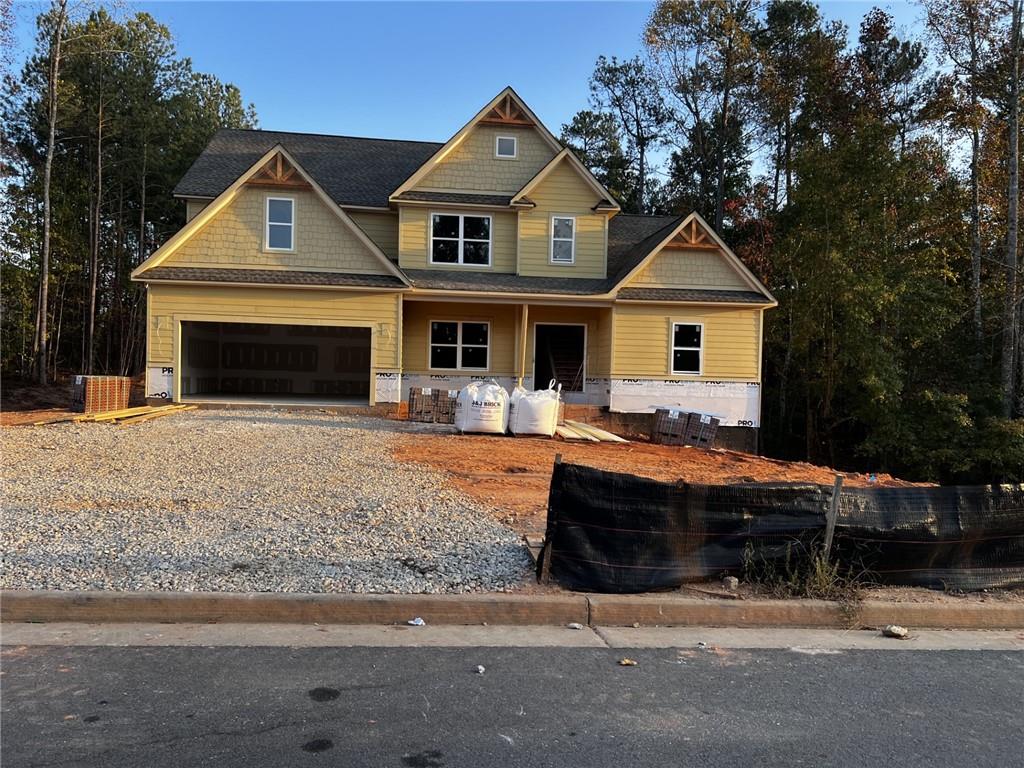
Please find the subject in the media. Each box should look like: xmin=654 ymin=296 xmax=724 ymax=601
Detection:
xmin=612 ymin=303 xmax=761 ymax=381
xmin=415 ymin=125 xmax=557 ymax=194
xmin=526 ymin=305 xmax=610 ymax=379
xmin=348 ymin=210 xmax=399 ymax=261
xmin=402 ymin=301 xmax=518 ymax=375
xmin=518 ymin=160 xmax=607 ymax=279
xmin=164 ymin=186 xmax=388 ymax=274
xmin=628 ymin=247 xmax=750 ymax=290
xmin=185 ymin=199 xmax=209 ymax=222
xmin=398 ymin=206 xmax=517 ymax=273
xmin=147 ymin=284 xmax=402 ymax=370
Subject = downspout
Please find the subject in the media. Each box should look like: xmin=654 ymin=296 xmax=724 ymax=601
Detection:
xmin=517 ymin=303 xmax=529 ymax=386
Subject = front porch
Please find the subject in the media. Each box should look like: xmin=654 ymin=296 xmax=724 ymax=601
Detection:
xmin=399 ymin=298 xmax=613 ymax=405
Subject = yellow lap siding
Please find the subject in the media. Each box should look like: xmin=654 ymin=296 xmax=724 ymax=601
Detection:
xmin=146 ymin=284 xmax=402 ymax=370
xmin=612 ymin=304 xmax=761 ymax=381
xmin=518 ymin=160 xmax=607 ymax=279
xmin=402 ymin=301 xmax=517 ymax=375
xmin=398 ymin=207 xmax=516 ymax=273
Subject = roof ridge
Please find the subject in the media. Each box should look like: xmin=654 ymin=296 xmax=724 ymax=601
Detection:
xmin=215 ymin=127 xmax=443 ymax=147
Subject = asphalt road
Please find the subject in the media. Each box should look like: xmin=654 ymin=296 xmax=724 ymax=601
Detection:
xmin=2 ymin=644 xmax=1022 ymax=768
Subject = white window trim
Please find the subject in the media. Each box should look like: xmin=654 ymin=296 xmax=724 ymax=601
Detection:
xmin=428 ymin=319 xmax=491 ymax=371
xmin=670 ymin=321 xmax=704 ymax=376
xmin=264 ymin=196 xmax=295 ymax=252
xmin=495 ymin=135 xmax=517 ymax=159
xmin=429 ymin=212 xmax=493 ymax=268
xmin=549 ymin=215 xmax=576 ymax=266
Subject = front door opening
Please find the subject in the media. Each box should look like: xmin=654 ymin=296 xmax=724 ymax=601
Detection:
xmin=179 ymin=321 xmax=371 ymax=403
xmin=534 ymin=324 xmax=585 ymax=392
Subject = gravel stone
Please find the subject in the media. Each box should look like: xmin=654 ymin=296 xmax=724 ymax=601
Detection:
xmin=0 ymin=410 xmax=532 ymax=593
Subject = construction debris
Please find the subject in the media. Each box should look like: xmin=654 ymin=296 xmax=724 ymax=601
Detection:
xmin=882 ymin=624 xmax=909 ymax=639
xmin=563 ymin=420 xmax=629 ymax=443
xmin=32 ymin=404 xmax=196 ymax=427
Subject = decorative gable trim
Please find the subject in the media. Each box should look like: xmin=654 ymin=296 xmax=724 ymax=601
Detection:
xmin=511 ymin=149 xmax=620 ymax=212
xmin=389 ymin=86 xmax=563 ymax=202
xmin=132 ymin=145 xmax=410 ymax=285
xmin=247 ymin=153 xmax=312 ymax=189
xmin=612 ymin=212 xmax=776 ymax=303
xmin=479 ymin=92 xmax=535 ymax=126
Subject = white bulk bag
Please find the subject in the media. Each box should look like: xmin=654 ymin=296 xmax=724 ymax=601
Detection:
xmin=508 ymin=380 xmax=561 ymax=437
xmin=454 ymin=380 xmax=510 ymax=434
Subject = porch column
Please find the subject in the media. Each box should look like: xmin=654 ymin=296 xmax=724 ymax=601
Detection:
xmin=516 ymin=303 xmax=529 ymax=386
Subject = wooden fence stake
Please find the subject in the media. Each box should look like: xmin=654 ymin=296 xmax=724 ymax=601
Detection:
xmin=823 ymin=474 xmax=844 ymax=560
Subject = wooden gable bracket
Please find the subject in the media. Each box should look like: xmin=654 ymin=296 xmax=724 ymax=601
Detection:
xmin=246 ymin=153 xmax=312 ymax=189
xmin=664 ymin=218 xmax=718 ymax=249
xmin=479 ymin=93 xmax=535 ymax=127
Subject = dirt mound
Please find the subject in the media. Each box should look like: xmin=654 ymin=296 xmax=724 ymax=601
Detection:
xmin=392 ymin=432 xmax=921 ymax=534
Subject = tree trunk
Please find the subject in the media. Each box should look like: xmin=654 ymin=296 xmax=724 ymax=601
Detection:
xmin=87 ymin=97 xmax=103 ymax=374
xmin=968 ymin=11 xmax=983 ymax=348
xmin=37 ymin=0 xmax=69 ymax=385
xmin=1002 ymin=0 xmax=1022 ymax=417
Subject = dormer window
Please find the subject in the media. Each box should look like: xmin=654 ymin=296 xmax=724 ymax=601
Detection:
xmin=495 ymin=135 xmax=517 ymax=159
xmin=266 ymin=197 xmax=294 ymax=251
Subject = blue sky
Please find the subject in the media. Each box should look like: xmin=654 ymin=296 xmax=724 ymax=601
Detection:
xmin=11 ymin=1 xmax=923 ymax=143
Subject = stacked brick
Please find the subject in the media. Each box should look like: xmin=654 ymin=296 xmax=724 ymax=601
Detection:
xmin=650 ymin=408 xmax=720 ymax=447
xmin=71 ymin=376 xmax=132 ymax=414
xmin=407 ymin=386 xmax=459 ymax=425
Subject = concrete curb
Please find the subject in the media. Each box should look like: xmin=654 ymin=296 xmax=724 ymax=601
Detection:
xmin=0 ymin=592 xmax=587 ymax=627
xmin=2 ymin=591 xmax=1022 ymax=629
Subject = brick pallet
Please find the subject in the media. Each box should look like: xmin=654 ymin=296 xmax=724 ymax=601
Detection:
xmin=71 ymin=375 xmax=132 ymax=414
xmin=407 ymin=386 xmax=459 ymax=424
xmin=650 ymin=408 xmax=720 ymax=447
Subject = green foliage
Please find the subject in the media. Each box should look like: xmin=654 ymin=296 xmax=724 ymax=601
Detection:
xmin=1 ymin=6 xmax=257 ymax=378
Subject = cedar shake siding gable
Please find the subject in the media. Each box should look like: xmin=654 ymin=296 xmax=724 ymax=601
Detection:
xmin=162 ymin=186 xmax=390 ymax=275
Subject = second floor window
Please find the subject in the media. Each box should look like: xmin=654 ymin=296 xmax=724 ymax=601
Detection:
xmin=266 ymin=197 xmax=294 ymax=251
xmin=550 ymin=216 xmax=575 ymax=264
xmin=431 ymin=213 xmax=491 ymax=266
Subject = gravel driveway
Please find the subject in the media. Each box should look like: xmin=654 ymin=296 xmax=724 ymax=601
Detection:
xmin=1 ymin=410 xmax=532 ymax=593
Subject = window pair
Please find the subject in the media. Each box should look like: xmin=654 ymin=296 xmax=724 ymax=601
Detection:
xmin=429 ymin=213 xmax=576 ymax=267
xmin=429 ymin=321 xmax=489 ymax=370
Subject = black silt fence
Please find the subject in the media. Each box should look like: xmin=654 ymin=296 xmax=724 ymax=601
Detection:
xmin=538 ymin=462 xmax=1024 ymax=593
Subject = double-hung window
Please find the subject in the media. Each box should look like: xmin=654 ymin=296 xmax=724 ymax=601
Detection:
xmin=671 ymin=323 xmax=703 ymax=375
xmin=265 ymin=197 xmax=294 ymax=251
xmin=429 ymin=321 xmax=489 ymax=370
xmin=550 ymin=216 xmax=575 ymax=264
xmin=431 ymin=214 xmax=491 ymax=266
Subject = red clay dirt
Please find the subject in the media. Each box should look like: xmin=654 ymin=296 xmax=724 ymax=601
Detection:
xmin=392 ymin=431 xmax=921 ymax=534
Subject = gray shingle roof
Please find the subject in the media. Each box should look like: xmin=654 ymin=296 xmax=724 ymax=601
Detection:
xmin=617 ymin=287 xmax=770 ymax=303
xmin=403 ymin=269 xmax=608 ymax=295
xmin=394 ymin=191 xmax=513 ymax=207
xmin=141 ymin=267 xmax=405 ymax=288
xmin=174 ymin=129 xmax=441 ymax=209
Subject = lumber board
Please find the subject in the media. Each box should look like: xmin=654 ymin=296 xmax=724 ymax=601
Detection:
xmin=116 ymin=405 xmax=195 ymax=425
xmin=88 ymin=406 xmax=157 ymax=422
xmin=565 ymin=420 xmax=629 ymax=443
xmin=555 ymin=424 xmax=598 ymax=442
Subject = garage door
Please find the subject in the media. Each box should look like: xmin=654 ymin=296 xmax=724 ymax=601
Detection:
xmin=179 ymin=321 xmax=371 ymax=402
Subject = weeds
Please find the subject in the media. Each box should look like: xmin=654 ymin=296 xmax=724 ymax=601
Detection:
xmin=741 ymin=537 xmax=865 ymax=621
